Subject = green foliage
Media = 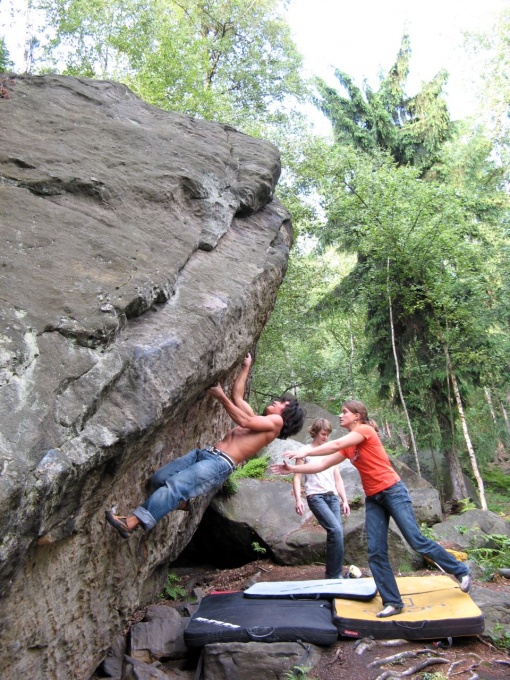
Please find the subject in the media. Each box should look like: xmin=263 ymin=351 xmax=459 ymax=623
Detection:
xmin=488 ymin=623 xmax=510 ymax=651
xmin=453 ymin=525 xmax=469 ymax=535
xmin=457 ymin=498 xmax=478 ymax=513
xmin=220 ymin=476 xmax=239 ymax=495
xmin=251 ymin=541 xmax=266 ymax=556
xmin=231 ymin=455 xmax=271 ymax=480
xmin=467 ymin=533 xmax=510 ymax=572
xmin=251 ymin=237 xmax=369 ymax=411
xmin=283 ymin=667 xmax=314 ymax=680
xmin=482 ymin=468 xmax=510 ymax=493
xmin=468 ymin=7 xmax=510 ymax=160
xmin=162 ymin=572 xmax=186 ymax=600
xmin=0 ymin=36 xmax=12 ymax=71
xmin=316 ymin=34 xmax=451 ymax=175
xmin=418 ymin=522 xmax=437 ymax=541
xmin=292 ymin=132 xmax=510 ymax=497
xmin=483 ymin=469 xmax=510 ymax=516
xmin=219 ymin=455 xmax=270 ymax=495
xmin=350 ymin=494 xmax=363 ymax=509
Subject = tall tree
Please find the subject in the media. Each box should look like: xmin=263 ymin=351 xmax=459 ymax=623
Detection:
xmin=468 ymin=7 xmax=510 ymax=153
xmin=304 ymin=141 xmax=509 ymax=499
xmin=0 ymin=36 xmax=12 ymax=71
xmin=315 ymin=35 xmax=451 ymax=175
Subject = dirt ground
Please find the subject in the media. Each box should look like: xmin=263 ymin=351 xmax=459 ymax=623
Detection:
xmin=160 ymin=560 xmax=510 ymax=680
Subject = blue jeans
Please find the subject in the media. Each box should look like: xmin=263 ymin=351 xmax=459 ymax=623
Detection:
xmin=133 ymin=448 xmax=234 ymax=530
xmin=365 ymin=480 xmax=469 ymax=607
xmin=307 ymin=493 xmax=344 ymax=579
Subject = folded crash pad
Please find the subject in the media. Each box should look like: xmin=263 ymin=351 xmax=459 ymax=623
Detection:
xmin=184 ymin=591 xmax=338 ymax=647
xmin=333 ymin=575 xmax=484 ymax=640
xmin=244 ymin=577 xmax=377 ymax=600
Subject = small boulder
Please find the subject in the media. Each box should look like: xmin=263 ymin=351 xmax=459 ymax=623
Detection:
xmin=130 ymin=606 xmax=188 ymax=663
xmin=202 ymin=641 xmax=322 ymax=680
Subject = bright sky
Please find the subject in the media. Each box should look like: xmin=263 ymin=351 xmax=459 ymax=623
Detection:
xmin=285 ymin=0 xmax=508 ymax=127
xmin=2 ymin=0 xmax=508 ymax=124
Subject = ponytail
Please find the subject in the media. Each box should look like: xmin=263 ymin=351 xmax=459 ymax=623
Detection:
xmin=343 ymin=400 xmax=379 ymax=433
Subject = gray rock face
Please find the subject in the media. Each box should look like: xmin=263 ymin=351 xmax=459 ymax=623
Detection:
xmin=470 ymin=585 xmax=510 ymax=641
xmin=431 ymin=509 xmax=510 ymax=548
xmin=0 ymin=75 xmax=292 ymax=678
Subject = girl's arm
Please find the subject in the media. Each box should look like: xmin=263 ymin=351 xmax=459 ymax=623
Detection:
xmin=283 ymin=430 xmax=364 ymax=460
xmin=271 ymin=451 xmax=346 ymax=476
xmin=334 ymin=467 xmax=350 ymax=517
xmin=292 ymin=472 xmax=305 ymax=516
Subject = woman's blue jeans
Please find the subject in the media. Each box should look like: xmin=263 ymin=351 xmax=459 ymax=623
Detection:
xmin=133 ymin=448 xmax=234 ymax=530
xmin=307 ymin=492 xmax=344 ymax=579
xmin=365 ymin=480 xmax=469 ymax=607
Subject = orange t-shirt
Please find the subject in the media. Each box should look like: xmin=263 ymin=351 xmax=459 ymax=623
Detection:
xmin=342 ymin=424 xmax=400 ymax=496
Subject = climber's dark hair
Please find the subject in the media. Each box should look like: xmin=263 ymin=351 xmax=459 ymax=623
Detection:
xmin=279 ymin=397 xmax=305 ymax=439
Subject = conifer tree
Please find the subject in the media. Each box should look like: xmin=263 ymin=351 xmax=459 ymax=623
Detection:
xmin=315 ymin=35 xmax=451 ymax=175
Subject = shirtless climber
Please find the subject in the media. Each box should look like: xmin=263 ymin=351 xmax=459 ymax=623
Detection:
xmin=105 ymin=354 xmax=305 ymax=538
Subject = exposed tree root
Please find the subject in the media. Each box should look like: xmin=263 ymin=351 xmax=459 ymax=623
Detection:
xmin=367 ymin=648 xmax=437 ymax=668
xmin=373 ymin=657 xmax=448 ymax=680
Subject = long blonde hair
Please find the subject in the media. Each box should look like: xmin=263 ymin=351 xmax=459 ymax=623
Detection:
xmin=342 ymin=400 xmax=379 ymax=433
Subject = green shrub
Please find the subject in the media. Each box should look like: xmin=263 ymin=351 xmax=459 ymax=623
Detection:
xmin=231 ymin=454 xmax=271 ymax=480
xmin=454 ymin=524 xmax=469 ymax=535
xmin=350 ymin=494 xmax=364 ymax=509
xmin=488 ymin=623 xmax=510 ymax=651
xmin=162 ymin=572 xmax=186 ymax=600
xmin=457 ymin=497 xmax=477 ymax=513
xmin=482 ymin=468 xmax=510 ymax=493
xmin=419 ymin=522 xmax=437 ymax=540
xmin=284 ymin=667 xmax=314 ymax=680
xmin=467 ymin=533 xmax=510 ymax=573
xmin=251 ymin=541 xmax=267 ymax=556
xmin=219 ymin=455 xmax=271 ymax=495
xmin=220 ymin=476 xmax=239 ymax=495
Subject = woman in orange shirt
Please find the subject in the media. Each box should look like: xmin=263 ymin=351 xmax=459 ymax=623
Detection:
xmin=271 ymin=400 xmax=471 ymax=618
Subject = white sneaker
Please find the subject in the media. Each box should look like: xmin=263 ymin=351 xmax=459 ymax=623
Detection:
xmin=376 ymin=604 xmax=404 ymax=618
xmin=458 ymin=573 xmax=471 ymax=593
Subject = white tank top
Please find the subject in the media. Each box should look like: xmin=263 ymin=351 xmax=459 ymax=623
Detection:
xmin=303 ymin=455 xmax=338 ymax=496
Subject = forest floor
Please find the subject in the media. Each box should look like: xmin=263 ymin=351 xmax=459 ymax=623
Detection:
xmin=145 ymin=560 xmax=510 ymax=680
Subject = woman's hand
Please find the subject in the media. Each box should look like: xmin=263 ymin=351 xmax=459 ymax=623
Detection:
xmin=283 ymin=448 xmax=310 ymax=461
xmin=270 ymin=461 xmax=293 ymax=475
xmin=295 ymin=498 xmax=305 ymax=516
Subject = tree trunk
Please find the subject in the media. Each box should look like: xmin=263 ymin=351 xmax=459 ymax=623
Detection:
xmin=484 ymin=386 xmax=497 ymax=424
xmin=387 ymin=259 xmax=421 ymax=476
xmin=499 ymin=398 xmax=510 ymax=441
xmin=444 ymin=447 xmax=468 ymax=501
xmin=443 ymin=343 xmax=487 ymax=510
xmin=435 ymin=375 xmax=468 ymax=501
xmin=349 ymin=322 xmax=355 ymax=399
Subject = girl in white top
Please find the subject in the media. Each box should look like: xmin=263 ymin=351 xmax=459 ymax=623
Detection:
xmin=293 ymin=418 xmax=350 ymax=578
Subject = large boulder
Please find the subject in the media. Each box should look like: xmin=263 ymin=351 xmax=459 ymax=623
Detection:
xmin=431 ymin=509 xmax=510 ymax=549
xmin=0 ymin=75 xmax=293 ymax=678
xmin=185 ymin=478 xmax=321 ymax=567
